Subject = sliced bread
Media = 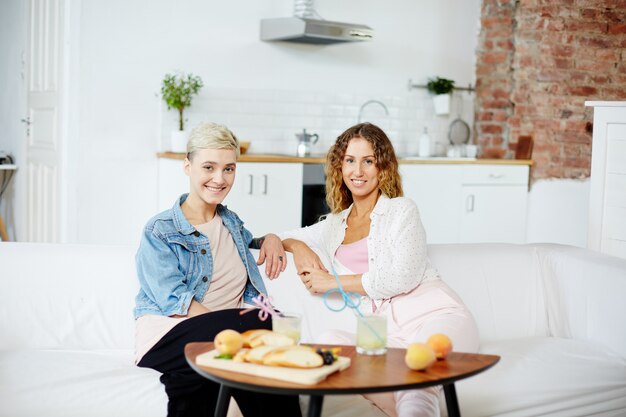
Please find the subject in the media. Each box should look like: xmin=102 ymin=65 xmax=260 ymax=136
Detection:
xmin=241 ymin=329 xmax=272 ymax=348
xmin=244 ymin=345 xmax=283 ymax=364
xmin=259 ymin=332 xmax=295 ymax=347
xmin=263 ymin=346 xmax=323 ymax=369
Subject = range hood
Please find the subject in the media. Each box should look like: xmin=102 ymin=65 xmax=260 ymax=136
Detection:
xmin=260 ymin=17 xmax=374 ymax=45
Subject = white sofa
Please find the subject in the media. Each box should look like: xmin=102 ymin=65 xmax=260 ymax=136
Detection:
xmin=1 ymin=242 xmax=625 ymax=417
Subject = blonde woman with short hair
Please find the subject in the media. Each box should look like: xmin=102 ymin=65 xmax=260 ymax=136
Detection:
xmin=134 ymin=122 xmax=301 ymax=417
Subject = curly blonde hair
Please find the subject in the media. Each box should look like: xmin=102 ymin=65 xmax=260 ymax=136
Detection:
xmin=325 ymin=123 xmax=403 ymax=213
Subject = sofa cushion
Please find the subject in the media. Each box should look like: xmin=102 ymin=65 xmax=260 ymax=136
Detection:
xmin=456 ymin=337 xmax=626 ymax=417
xmin=262 ymin=244 xmax=550 ymax=345
xmin=537 ymin=244 xmax=626 ymax=358
xmin=0 ymin=349 xmax=166 ymax=417
xmin=0 ymin=243 xmax=137 ymax=350
xmin=428 ymin=244 xmax=550 ymax=344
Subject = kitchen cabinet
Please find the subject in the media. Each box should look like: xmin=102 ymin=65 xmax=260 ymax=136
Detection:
xmin=401 ymin=163 xmax=529 ymax=244
xmin=459 ymin=165 xmax=529 ymax=243
xmin=159 ymin=155 xmax=531 ymax=244
xmin=157 ymin=159 xmax=303 ymax=237
xmin=157 ymin=158 xmax=189 ymax=210
xmin=585 ymin=101 xmax=626 ymax=259
xmin=399 ymin=165 xmax=462 ymax=244
xmin=459 ymin=185 xmax=527 ymax=243
xmin=223 ymin=162 xmax=303 ymax=236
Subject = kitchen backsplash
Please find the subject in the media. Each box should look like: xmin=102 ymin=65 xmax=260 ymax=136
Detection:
xmin=158 ymin=87 xmax=475 ymax=157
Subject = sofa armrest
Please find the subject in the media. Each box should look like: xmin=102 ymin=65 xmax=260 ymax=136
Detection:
xmin=537 ymin=244 xmax=626 ymax=358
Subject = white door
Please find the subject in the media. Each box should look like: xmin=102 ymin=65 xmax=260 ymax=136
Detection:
xmin=24 ymin=0 xmax=64 ymax=242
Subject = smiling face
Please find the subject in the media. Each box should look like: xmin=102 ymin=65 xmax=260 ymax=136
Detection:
xmin=184 ymin=148 xmax=237 ymax=208
xmin=341 ymin=137 xmax=380 ymax=201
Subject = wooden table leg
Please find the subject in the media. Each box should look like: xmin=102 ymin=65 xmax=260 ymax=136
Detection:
xmin=443 ymin=383 xmax=461 ymax=417
xmin=308 ymin=395 xmax=324 ymax=417
xmin=214 ymin=384 xmax=232 ymax=417
xmin=0 ymin=214 xmax=8 ymax=241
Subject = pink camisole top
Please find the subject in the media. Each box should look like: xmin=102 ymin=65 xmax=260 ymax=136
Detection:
xmin=335 ymin=237 xmax=369 ymax=274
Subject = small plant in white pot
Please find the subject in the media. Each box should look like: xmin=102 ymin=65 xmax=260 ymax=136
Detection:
xmin=427 ymin=77 xmax=455 ymax=116
xmin=161 ymin=72 xmax=203 ymax=152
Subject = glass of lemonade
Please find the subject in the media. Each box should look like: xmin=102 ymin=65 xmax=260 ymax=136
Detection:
xmin=356 ymin=314 xmax=387 ymax=355
xmin=272 ymin=313 xmax=302 ymax=344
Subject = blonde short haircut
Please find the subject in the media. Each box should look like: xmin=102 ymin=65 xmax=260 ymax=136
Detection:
xmin=186 ymin=122 xmax=240 ymax=160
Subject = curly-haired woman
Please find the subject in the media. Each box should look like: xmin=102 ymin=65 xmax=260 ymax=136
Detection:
xmin=280 ymin=123 xmax=479 ymax=417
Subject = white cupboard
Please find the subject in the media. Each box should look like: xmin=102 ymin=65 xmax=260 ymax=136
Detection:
xmin=458 ymin=165 xmax=529 ymax=243
xmin=585 ymin=101 xmax=626 ymax=259
xmin=400 ymin=163 xmax=529 ymax=243
xmin=399 ymin=165 xmax=462 ymax=244
xmin=222 ymin=162 xmax=303 ymax=236
xmin=157 ymin=159 xmax=303 ymax=237
xmin=459 ymin=185 xmax=527 ymax=243
xmin=159 ymin=157 xmax=530 ymax=244
xmin=157 ymin=158 xmax=188 ymax=210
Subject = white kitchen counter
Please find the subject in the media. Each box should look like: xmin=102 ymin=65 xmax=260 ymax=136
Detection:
xmin=157 ymin=152 xmax=533 ymax=166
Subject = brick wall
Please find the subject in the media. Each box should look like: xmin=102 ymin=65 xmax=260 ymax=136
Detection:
xmin=475 ymin=0 xmax=626 ymax=179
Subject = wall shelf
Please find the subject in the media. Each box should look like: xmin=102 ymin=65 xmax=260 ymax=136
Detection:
xmin=407 ymin=78 xmax=475 ymax=93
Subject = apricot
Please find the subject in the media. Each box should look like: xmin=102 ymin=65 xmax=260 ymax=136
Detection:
xmin=427 ymin=333 xmax=453 ymax=359
xmin=214 ymin=329 xmax=244 ymax=355
xmin=404 ymin=343 xmax=436 ymax=371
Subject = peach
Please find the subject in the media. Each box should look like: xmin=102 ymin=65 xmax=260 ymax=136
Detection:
xmin=404 ymin=343 xmax=436 ymax=371
xmin=427 ymin=333 xmax=453 ymax=359
xmin=214 ymin=329 xmax=244 ymax=355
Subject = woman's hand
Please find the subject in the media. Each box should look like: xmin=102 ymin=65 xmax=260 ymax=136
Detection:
xmin=172 ymin=300 xmax=209 ymax=318
xmin=299 ymin=268 xmax=367 ymax=296
xmin=257 ymin=233 xmax=287 ymax=279
xmin=284 ymin=239 xmax=328 ymax=275
xmin=298 ymin=266 xmax=335 ymax=294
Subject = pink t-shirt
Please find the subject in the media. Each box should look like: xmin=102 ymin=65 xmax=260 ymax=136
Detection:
xmin=335 ymin=237 xmax=369 ymax=274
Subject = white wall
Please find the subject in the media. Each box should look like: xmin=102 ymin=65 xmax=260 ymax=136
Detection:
xmin=67 ymin=0 xmax=481 ymax=244
xmin=1 ymin=0 xmax=596 ymax=248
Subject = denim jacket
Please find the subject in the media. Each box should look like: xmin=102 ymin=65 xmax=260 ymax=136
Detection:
xmin=133 ymin=194 xmax=267 ymax=319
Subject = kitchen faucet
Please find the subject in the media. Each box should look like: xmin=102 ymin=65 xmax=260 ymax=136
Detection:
xmin=357 ymin=99 xmax=389 ymax=123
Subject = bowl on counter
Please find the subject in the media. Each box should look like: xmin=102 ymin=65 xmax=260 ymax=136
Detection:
xmin=239 ymin=141 xmax=251 ymax=154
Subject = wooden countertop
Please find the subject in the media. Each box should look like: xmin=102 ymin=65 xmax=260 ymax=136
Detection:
xmin=157 ymin=152 xmax=533 ymax=166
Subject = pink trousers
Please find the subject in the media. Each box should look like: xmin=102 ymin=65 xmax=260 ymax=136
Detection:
xmin=320 ymin=279 xmax=480 ymax=417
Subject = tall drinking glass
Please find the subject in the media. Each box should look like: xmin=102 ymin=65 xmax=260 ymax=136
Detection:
xmin=356 ymin=314 xmax=387 ymax=355
xmin=272 ymin=313 xmax=302 ymax=344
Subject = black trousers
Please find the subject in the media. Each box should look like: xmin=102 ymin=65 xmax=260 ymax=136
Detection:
xmin=138 ymin=309 xmax=302 ymax=417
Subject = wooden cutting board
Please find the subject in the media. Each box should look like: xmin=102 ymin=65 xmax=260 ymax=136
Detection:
xmin=195 ymin=349 xmax=351 ymax=386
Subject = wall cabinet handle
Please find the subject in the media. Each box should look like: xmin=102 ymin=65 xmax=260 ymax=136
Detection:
xmin=488 ymin=173 xmax=504 ymax=179
xmin=262 ymin=174 xmax=268 ymax=195
xmin=248 ymin=174 xmax=254 ymax=195
xmin=466 ymin=194 xmax=475 ymax=212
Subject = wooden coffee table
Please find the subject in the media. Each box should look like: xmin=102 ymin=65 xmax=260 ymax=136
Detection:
xmin=185 ymin=342 xmax=499 ymax=417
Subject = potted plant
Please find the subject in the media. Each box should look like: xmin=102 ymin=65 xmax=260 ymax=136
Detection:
xmin=161 ymin=72 xmax=204 ymax=152
xmin=427 ymin=77 xmax=455 ymax=116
